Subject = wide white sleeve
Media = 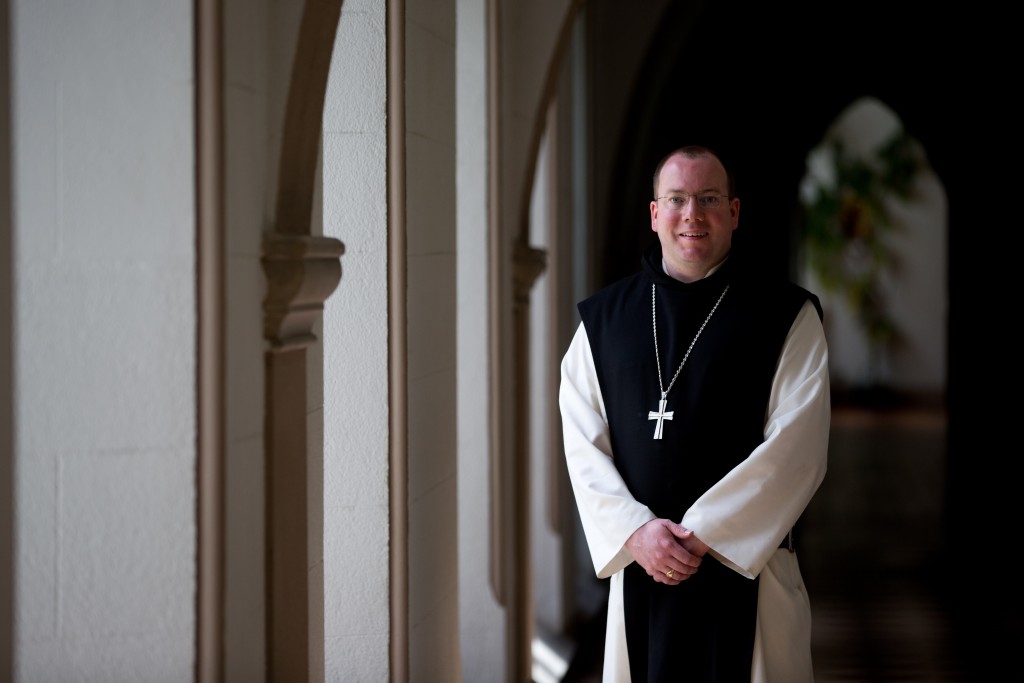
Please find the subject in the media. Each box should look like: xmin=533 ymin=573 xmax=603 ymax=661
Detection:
xmin=559 ymin=322 xmax=656 ymax=579
xmin=681 ymin=300 xmax=831 ymax=578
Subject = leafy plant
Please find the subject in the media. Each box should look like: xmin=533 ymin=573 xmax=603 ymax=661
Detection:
xmin=799 ymin=128 xmax=923 ymax=383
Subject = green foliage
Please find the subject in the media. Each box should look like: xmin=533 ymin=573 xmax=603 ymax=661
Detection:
xmin=799 ymin=128 xmax=923 ymax=354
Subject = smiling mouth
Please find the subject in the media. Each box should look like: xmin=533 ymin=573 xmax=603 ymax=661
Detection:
xmin=680 ymin=231 xmax=708 ymax=238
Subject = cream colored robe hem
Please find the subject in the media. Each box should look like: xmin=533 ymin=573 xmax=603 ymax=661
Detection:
xmin=560 ymin=300 xmax=830 ymax=683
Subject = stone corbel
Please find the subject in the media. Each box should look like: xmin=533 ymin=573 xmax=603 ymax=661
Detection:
xmin=262 ymin=232 xmax=345 ymax=350
xmin=491 ymin=241 xmax=547 ymax=606
xmin=512 ymin=243 xmax=547 ymax=304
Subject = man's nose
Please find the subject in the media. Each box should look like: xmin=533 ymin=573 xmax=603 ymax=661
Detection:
xmin=682 ymin=197 xmax=704 ymax=219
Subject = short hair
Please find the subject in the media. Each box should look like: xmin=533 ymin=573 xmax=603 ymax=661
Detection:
xmin=652 ymin=145 xmax=736 ymax=199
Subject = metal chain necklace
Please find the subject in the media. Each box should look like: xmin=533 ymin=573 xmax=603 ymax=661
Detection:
xmin=648 ymin=283 xmax=730 ymax=439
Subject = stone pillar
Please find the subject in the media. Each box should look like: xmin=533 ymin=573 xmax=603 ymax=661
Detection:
xmin=262 ymin=232 xmax=344 ymax=682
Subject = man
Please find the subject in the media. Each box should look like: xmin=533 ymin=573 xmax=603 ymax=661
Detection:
xmin=559 ymin=145 xmax=830 ymax=681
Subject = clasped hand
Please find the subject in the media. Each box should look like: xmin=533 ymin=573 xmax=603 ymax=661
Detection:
xmin=625 ymin=518 xmax=708 ymax=585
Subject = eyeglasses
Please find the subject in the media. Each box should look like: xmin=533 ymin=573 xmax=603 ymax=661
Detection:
xmin=655 ymin=192 xmax=730 ymax=211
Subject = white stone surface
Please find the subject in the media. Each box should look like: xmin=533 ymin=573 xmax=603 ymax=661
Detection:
xmin=321 ymin=3 xmax=393 ymax=679
xmin=12 ymin=1 xmax=197 ymax=677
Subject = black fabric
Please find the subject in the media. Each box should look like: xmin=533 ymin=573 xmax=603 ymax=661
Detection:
xmin=576 ymin=244 xmax=820 ymax=682
xmin=624 ymin=558 xmax=758 ymax=681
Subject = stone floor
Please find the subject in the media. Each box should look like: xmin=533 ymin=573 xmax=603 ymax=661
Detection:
xmin=800 ymin=407 xmax=974 ymax=682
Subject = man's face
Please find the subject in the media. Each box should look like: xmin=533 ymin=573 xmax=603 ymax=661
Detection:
xmin=650 ymin=153 xmax=739 ymax=282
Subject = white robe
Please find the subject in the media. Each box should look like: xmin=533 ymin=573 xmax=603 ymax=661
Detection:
xmin=559 ymin=300 xmax=831 ymax=682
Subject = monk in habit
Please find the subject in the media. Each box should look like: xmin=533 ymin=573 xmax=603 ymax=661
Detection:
xmin=559 ymin=145 xmax=830 ymax=681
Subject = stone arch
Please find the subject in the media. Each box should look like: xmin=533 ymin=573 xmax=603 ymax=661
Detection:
xmin=259 ymin=1 xmax=345 ymax=680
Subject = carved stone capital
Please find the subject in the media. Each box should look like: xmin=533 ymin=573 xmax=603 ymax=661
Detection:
xmin=262 ymin=232 xmax=345 ymax=350
xmin=512 ymin=243 xmax=546 ymax=305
